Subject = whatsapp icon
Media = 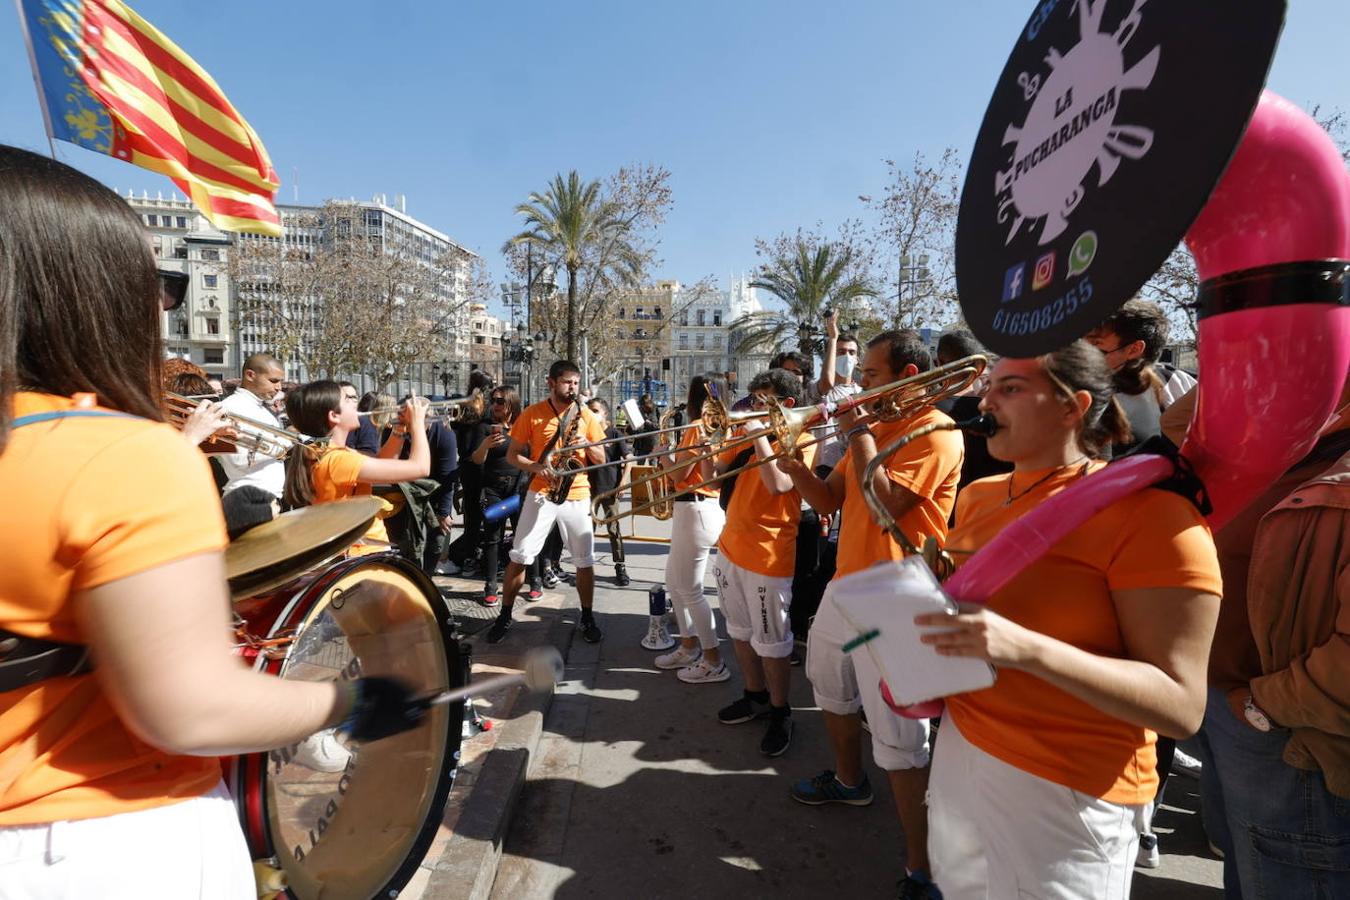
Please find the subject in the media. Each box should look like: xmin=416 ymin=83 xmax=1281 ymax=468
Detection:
xmin=1068 ymin=231 xmax=1098 ymax=277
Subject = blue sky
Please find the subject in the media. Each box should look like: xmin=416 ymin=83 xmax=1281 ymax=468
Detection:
xmin=3 ymin=1 xmax=1347 ymax=317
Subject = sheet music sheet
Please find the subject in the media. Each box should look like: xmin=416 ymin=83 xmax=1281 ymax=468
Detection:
xmin=831 ymin=558 xmax=996 ymax=706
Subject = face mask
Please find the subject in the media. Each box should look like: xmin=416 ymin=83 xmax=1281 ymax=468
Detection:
xmin=835 ymin=355 xmax=855 ymax=379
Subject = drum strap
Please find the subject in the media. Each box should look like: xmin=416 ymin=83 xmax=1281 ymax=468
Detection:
xmin=1 ymin=409 xmax=137 ymax=691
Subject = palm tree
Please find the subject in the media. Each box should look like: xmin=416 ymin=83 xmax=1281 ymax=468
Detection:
xmin=732 ymin=238 xmax=877 ymax=354
xmin=506 ymin=171 xmax=642 ymax=363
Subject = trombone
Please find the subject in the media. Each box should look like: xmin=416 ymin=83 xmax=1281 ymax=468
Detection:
xmin=361 ymin=390 xmax=487 ymax=425
xmin=163 ymin=392 xmax=315 ymax=459
xmin=860 ymin=412 xmax=999 ymax=579
xmin=593 ymin=355 xmax=989 ymax=522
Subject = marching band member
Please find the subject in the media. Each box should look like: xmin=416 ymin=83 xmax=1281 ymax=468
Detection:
xmin=216 ymin=352 xmax=288 ymax=500
xmin=916 ymin=342 xmax=1221 ymax=899
xmin=780 ymin=329 xmax=964 ymax=895
xmin=486 ymin=361 xmax=607 ymax=645
xmin=0 ymin=145 xmax=426 ymax=897
xmin=650 ymin=375 xmax=725 ymax=668
xmin=708 ymin=369 xmax=816 ymax=757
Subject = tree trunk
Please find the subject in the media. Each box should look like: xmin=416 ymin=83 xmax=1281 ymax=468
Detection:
xmin=565 ymin=263 xmax=579 ymax=362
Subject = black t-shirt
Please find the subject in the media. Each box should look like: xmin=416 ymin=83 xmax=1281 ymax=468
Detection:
xmin=938 ymin=396 xmax=1013 ymax=489
xmin=591 ymin=425 xmax=630 ymax=497
xmin=468 ymin=421 xmax=519 ymax=484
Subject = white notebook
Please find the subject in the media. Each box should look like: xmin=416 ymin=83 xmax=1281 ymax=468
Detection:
xmin=831 ymin=557 xmax=996 ymax=706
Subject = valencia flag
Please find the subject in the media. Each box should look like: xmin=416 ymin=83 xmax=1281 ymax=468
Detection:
xmin=18 ymin=0 xmax=282 ymax=236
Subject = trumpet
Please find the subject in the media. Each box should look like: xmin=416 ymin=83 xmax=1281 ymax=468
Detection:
xmin=163 ymin=392 xmax=313 ymax=459
xmin=592 ymin=355 xmax=988 ymax=522
xmin=861 ymin=412 xmax=999 ymax=579
xmin=361 ymin=390 xmax=487 ymax=426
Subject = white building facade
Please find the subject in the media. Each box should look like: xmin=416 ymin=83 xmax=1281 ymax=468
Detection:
xmin=667 ymin=276 xmax=767 ymax=401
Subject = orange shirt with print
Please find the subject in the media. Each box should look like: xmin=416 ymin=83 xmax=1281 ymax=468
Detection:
xmin=312 ymin=445 xmax=390 ymax=543
xmin=510 ymin=399 xmax=606 ymax=501
xmin=944 ymin=466 xmax=1222 ymax=804
xmin=717 ymin=436 xmax=816 ymax=578
xmin=833 ymin=407 xmax=963 ymax=579
xmin=670 ymin=421 xmax=718 ymax=498
xmin=0 ymin=393 xmax=227 ymax=825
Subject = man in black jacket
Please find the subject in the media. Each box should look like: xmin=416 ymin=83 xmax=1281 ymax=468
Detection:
xmin=587 ymin=398 xmax=631 ymax=586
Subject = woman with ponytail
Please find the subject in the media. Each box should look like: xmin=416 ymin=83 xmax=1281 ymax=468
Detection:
xmin=914 ymin=341 xmax=1221 ymax=900
xmin=283 ymin=380 xmax=431 ymax=551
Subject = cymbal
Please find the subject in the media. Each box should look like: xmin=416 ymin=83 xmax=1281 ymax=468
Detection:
xmin=226 ymin=498 xmax=383 ymax=599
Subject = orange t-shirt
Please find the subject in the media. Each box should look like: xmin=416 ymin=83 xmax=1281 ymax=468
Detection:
xmin=0 ymin=393 xmax=227 ymax=824
xmin=716 ymin=434 xmax=816 ymax=578
xmin=510 ymin=399 xmax=606 ymax=501
xmin=944 ymin=465 xmax=1222 ymax=804
xmin=312 ymin=446 xmax=389 ymax=543
xmin=833 ymin=407 xmax=964 ymax=579
xmin=670 ymin=421 xmax=718 ymax=499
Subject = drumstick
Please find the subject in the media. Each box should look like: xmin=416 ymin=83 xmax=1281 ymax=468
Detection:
xmin=422 ymin=647 xmax=564 ymax=707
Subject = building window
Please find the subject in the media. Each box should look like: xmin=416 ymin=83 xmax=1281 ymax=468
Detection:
xmin=151 ymin=236 xmax=162 ymax=256
xmin=714 ymin=334 xmax=724 ymax=349
xmin=678 ymin=333 xmax=689 ymax=350
xmin=176 ymin=216 xmax=188 ymax=229
xmin=201 ymin=248 xmax=220 ymax=261
xmin=713 ymin=311 xmax=722 ymax=326
xmin=173 ymin=245 xmax=187 ymax=260
xmin=635 ymin=307 xmax=644 ymax=318
xmin=203 ymin=274 xmax=218 ymax=288
xmin=618 ymin=307 xmax=626 ymax=318
xmin=695 ymin=334 xmax=705 ymax=350
xmin=204 ymin=348 xmax=224 ymax=364
xmin=206 ymin=318 xmax=220 ymax=335
xmin=696 ymin=309 xmax=706 ymax=326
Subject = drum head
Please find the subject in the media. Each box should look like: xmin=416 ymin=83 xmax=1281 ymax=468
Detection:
xmin=235 ymin=555 xmax=464 ymax=900
xmin=956 ymin=0 xmax=1285 ymax=355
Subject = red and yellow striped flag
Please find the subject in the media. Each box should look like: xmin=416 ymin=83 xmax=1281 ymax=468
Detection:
xmin=20 ymin=0 xmax=282 ymax=235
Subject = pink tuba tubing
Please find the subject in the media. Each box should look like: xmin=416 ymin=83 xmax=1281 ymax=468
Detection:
xmin=885 ymin=92 xmax=1350 ymax=720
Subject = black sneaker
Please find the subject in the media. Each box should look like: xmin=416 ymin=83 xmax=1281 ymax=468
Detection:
xmin=541 ymin=568 xmax=560 ymax=589
xmin=896 ymin=871 xmax=942 ymax=899
xmin=614 ymin=564 xmax=631 ymax=587
xmin=760 ymin=714 xmax=794 ymax=757
xmin=579 ymin=615 xmax=603 ymax=643
xmin=789 ymin=647 xmax=804 ymax=667
xmin=485 ymin=610 xmax=513 ymax=644
xmin=718 ymin=694 xmax=771 ymax=725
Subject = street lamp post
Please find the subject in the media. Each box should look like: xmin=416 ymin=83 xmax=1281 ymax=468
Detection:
xmin=897 ymin=253 xmax=932 ymax=328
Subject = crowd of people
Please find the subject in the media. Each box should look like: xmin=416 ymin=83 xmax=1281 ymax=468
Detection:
xmin=2 ymin=144 xmax=1348 ymax=900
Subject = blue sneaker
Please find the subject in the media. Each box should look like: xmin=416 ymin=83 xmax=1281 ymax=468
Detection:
xmin=789 ymin=769 xmax=874 ymax=806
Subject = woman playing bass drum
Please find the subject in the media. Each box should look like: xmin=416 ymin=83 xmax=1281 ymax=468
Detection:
xmin=0 ymin=146 xmax=426 ymax=898
xmin=915 ymin=342 xmax=1221 ymax=900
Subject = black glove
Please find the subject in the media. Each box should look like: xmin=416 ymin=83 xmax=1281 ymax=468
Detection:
xmin=338 ymin=676 xmax=431 ymax=742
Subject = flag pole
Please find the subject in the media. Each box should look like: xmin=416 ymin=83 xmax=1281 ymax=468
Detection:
xmin=13 ymin=0 xmax=60 ymax=159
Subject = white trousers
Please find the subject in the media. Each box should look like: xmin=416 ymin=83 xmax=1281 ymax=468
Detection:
xmin=806 ymin=581 xmax=930 ymax=770
xmin=509 ymin=491 xmax=596 ymax=568
xmin=929 ymin=716 xmax=1141 ymax=900
xmin=714 ymin=557 xmax=794 ymax=657
xmin=664 ymin=499 xmax=725 ymax=650
xmin=0 ymin=781 xmax=255 ymax=900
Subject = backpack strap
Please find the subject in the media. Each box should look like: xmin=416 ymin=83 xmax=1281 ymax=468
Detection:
xmin=11 ymin=410 xmax=136 ymax=429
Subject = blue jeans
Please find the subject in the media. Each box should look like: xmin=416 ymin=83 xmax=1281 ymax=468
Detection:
xmin=1190 ymin=686 xmax=1350 ymax=899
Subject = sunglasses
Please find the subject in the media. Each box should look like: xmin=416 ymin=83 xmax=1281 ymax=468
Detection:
xmin=158 ymin=269 xmax=190 ymax=311
xmin=491 ymin=397 xmax=507 ymax=405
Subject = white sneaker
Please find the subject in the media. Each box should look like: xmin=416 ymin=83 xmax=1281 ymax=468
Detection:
xmin=677 ymin=659 xmax=731 ymax=684
xmin=654 ymin=645 xmax=701 ymax=670
xmin=1136 ymin=833 xmax=1160 ymax=868
xmin=1172 ymin=748 xmax=1203 ymax=779
xmin=292 ymin=728 xmax=352 ymax=773
xmin=640 ymin=616 xmax=676 ymax=651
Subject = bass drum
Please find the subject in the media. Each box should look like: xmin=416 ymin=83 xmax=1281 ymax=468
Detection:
xmin=225 ymin=553 xmax=465 ymax=900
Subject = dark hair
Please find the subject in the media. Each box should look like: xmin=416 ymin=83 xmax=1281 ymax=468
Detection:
xmin=0 ymin=145 xmax=165 ymax=453
xmin=282 ymin=380 xmax=343 ymax=509
xmin=357 ymin=391 xmax=381 ymax=413
xmin=241 ymin=353 xmax=283 ymax=378
xmin=749 ymin=368 xmax=804 ymax=405
xmin=936 ymin=329 xmax=983 ymax=365
xmin=587 ymin=397 xmax=610 ymax=415
xmin=687 ymin=372 xmax=724 ymax=420
xmin=867 ymin=329 xmax=931 ymax=376
xmin=169 ymin=373 xmax=214 ymax=397
xmin=548 ymin=360 xmax=581 ymax=380
xmin=1091 ymin=299 xmax=1169 ymax=399
xmin=638 ymin=394 xmax=656 ymax=415
xmin=336 ymin=380 xmax=357 ymax=391
xmin=222 ymin=377 xmax=241 ymax=397
xmin=836 ymin=331 xmax=861 ymax=350
xmin=467 ymin=369 xmax=495 ymax=395
xmin=491 ymin=385 xmax=522 ymax=422
xmin=1040 ymin=340 xmax=1133 ymax=458
xmin=769 ymin=350 xmax=813 ymax=378
xmin=221 ymin=485 xmax=276 ymax=540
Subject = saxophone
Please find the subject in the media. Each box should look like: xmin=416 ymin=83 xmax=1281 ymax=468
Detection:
xmin=545 ymin=400 xmax=585 ymax=504
xmin=648 ymin=403 xmax=687 ymax=521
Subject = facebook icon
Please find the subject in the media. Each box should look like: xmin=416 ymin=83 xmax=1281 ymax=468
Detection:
xmin=1002 ymin=263 xmax=1026 ymax=303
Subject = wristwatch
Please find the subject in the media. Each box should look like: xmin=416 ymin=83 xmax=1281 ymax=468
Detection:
xmin=1243 ymin=693 xmax=1272 ymax=732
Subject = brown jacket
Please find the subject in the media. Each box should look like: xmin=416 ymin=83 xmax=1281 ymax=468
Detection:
xmin=1247 ymin=448 xmax=1350 ymax=798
